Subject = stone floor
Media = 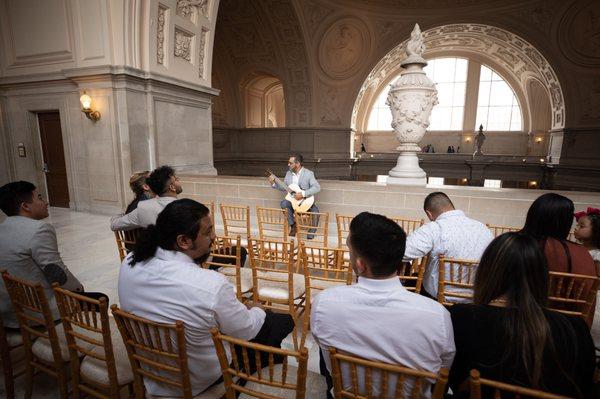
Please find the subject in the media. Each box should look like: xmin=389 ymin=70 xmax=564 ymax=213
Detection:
xmin=2 ymin=206 xmax=599 ymax=397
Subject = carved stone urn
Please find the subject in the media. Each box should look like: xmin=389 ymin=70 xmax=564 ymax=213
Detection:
xmin=386 ymin=24 xmax=438 ymax=186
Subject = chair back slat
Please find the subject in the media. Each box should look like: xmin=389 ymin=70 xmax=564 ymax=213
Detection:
xmin=398 ymin=255 xmax=428 ymax=294
xmin=203 ymin=236 xmax=246 ymax=301
xmin=211 ymin=328 xmax=309 ymax=399
xmin=300 ymin=244 xmax=352 ymax=301
xmin=257 ymin=207 xmax=289 ymax=242
xmin=486 ymin=224 xmax=520 ymax=238
xmin=220 ymin=204 xmax=251 ymax=239
xmin=437 ymin=257 xmax=479 ymax=306
xmin=329 ymin=348 xmax=449 ymax=399
xmin=468 ymin=369 xmax=571 ymax=399
xmin=389 ymin=217 xmax=424 ymax=235
xmin=547 ymin=271 xmax=599 ymax=321
xmin=295 ymin=211 xmax=329 ymax=247
xmin=111 ymin=305 xmax=194 ymax=399
xmin=335 ymin=214 xmax=353 ymax=248
xmin=114 ymin=229 xmax=142 ymax=262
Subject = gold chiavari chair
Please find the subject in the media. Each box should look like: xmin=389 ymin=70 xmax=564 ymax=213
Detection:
xmin=220 ymin=204 xmax=251 ymax=244
xmin=114 ymin=229 xmax=142 ymax=262
xmin=111 ymin=305 xmax=225 ymax=399
xmin=437 ymin=256 xmax=479 ymax=306
xmin=205 ymin=201 xmax=216 ymax=235
xmin=486 ymin=224 xmax=520 ymax=238
xmin=389 ymin=216 xmax=424 ymax=235
xmin=295 ymin=211 xmax=329 ymax=247
xmin=211 ymin=328 xmax=326 ymax=399
xmin=248 ymin=238 xmax=306 ymax=349
xmin=398 ymin=255 xmax=428 ymax=294
xmin=53 ymin=287 xmax=133 ymax=398
xmin=300 ymin=243 xmax=352 ymax=305
xmin=203 ymin=235 xmax=252 ymax=302
xmin=547 ymin=271 xmax=600 ymax=323
xmin=0 ymin=313 xmax=24 ymax=399
xmin=329 ymin=348 xmax=449 ymax=399
xmin=257 ymin=207 xmax=289 ymax=242
xmin=2 ymin=272 xmax=71 ymax=399
xmin=335 ymin=214 xmax=354 ymax=248
xmin=468 ymin=369 xmax=570 ymax=399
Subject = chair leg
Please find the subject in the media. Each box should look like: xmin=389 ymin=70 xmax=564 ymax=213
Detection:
xmin=0 ymin=344 xmax=15 ymax=399
xmin=57 ymin=366 xmax=70 ymax=399
xmin=23 ymin=361 xmax=34 ymax=399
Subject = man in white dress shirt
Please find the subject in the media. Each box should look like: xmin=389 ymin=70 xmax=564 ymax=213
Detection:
xmin=268 ymin=153 xmax=321 ymax=236
xmin=404 ymin=192 xmax=493 ymax=300
xmin=110 ymin=165 xmax=182 ymax=231
xmin=311 ymin=212 xmax=455 ymax=398
xmin=119 ymin=198 xmax=293 ymax=396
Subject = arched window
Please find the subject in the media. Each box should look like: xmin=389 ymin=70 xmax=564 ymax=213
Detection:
xmin=244 ymin=75 xmax=285 ymax=128
xmin=366 ymin=57 xmax=522 ymax=132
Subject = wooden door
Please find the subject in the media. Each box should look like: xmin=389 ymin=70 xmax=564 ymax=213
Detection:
xmin=38 ymin=112 xmax=70 ymax=207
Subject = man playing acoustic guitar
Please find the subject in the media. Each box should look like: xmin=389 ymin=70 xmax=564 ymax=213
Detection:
xmin=268 ymin=153 xmax=320 ymax=236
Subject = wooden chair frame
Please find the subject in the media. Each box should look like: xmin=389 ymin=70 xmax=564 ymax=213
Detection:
xmin=389 ymin=216 xmax=424 ymax=235
xmin=335 ymin=214 xmax=353 ymax=248
xmin=295 ymin=210 xmax=329 ymax=247
xmin=329 ymin=348 xmax=449 ymax=399
xmin=220 ymin=204 xmax=251 ymax=241
xmin=486 ymin=224 xmax=520 ymax=237
xmin=300 ymin=243 xmax=352 ymax=305
xmin=111 ymin=305 xmax=195 ymax=399
xmin=114 ymin=229 xmax=142 ymax=262
xmin=257 ymin=206 xmax=289 ymax=242
xmin=1 ymin=271 xmax=69 ymax=399
xmin=248 ymin=238 xmax=306 ymax=349
xmin=53 ymin=286 xmax=132 ymax=399
xmin=547 ymin=271 xmax=600 ymax=321
xmin=211 ymin=328 xmax=310 ymax=399
xmin=0 ymin=312 xmax=25 ymax=399
xmin=203 ymin=235 xmax=251 ymax=302
xmin=437 ymin=257 xmax=479 ymax=306
xmin=468 ymin=369 xmax=570 ymax=399
xmin=398 ymin=255 xmax=428 ymax=294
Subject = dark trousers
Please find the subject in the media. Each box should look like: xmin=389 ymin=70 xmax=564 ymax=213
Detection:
xmin=319 ymin=348 xmax=334 ymax=399
xmin=280 ymin=200 xmax=319 ymax=227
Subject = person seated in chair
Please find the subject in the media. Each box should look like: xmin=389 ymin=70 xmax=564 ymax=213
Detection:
xmin=125 ymin=170 xmax=154 ymax=214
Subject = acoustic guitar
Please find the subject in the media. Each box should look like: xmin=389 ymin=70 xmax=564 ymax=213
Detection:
xmin=266 ymin=169 xmax=315 ymax=213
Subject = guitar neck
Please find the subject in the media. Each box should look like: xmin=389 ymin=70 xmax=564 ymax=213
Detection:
xmin=273 ymin=176 xmax=292 ymax=193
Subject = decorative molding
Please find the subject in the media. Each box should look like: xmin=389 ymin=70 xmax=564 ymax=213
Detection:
xmin=320 ymin=84 xmax=342 ymax=125
xmin=174 ymin=28 xmax=193 ymax=61
xmin=318 ymin=17 xmax=370 ymax=80
xmin=157 ymin=5 xmax=167 ymax=65
xmin=558 ymin=1 xmax=600 ymax=67
xmin=198 ymin=28 xmax=208 ymax=78
xmin=177 ymin=0 xmax=209 ymax=20
xmin=352 ymin=23 xmax=566 ymax=131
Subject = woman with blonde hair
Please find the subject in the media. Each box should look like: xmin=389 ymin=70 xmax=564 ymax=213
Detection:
xmin=448 ymin=232 xmax=595 ymax=398
xmin=125 ymin=170 xmax=153 ymax=214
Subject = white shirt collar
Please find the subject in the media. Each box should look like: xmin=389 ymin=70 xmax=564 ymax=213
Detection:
xmin=356 ymin=275 xmax=404 ymax=291
xmin=154 ymin=247 xmax=194 ymax=264
xmin=435 ymin=209 xmax=465 ymax=221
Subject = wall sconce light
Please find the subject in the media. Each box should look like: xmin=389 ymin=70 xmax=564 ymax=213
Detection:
xmin=528 ymin=181 xmax=538 ymax=188
xmin=539 ymin=158 xmax=545 ymax=163
xmin=465 ymin=137 xmax=471 ymax=143
xmin=80 ymin=91 xmax=101 ymax=122
xmin=535 ymin=137 xmax=542 ymax=143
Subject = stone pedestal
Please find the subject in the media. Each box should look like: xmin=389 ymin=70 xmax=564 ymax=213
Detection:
xmin=387 ymin=153 xmax=427 ymax=185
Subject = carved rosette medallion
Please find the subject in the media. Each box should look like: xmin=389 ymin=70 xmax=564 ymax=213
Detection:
xmin=318 ymin=17 xmax=369 ymax=80
xmin=387 ymin=24 xmax=437 ymax=186
xmin=174 ymin=29 xmax=193 ymax=61
xmin=157 ymin=6 xmax=167 ymax=65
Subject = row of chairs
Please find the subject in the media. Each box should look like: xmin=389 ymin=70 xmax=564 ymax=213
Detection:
xmin=0 ymin=270 xmax=573 ymax=399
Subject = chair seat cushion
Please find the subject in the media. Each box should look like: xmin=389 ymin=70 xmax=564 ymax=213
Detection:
xmin=257 ymin=272 xmax=305 ymax=301
xmin=5 ymin=329 xmax=23 ymax=347
xmin=79 ymin=318 xmax=134 ymax=386
xmin=148 ymin=382 xmax=226 ymax=399
xmin=241 ymin=364 xmax=327 ymax=398
xmin=32 ymin=323 xmax=96 ymax=363
xmin=220 ymin=267 xmax=253 ymax=293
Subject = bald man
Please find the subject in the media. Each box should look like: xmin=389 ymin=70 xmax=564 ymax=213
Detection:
xmin=404 ymin=192 xmax=493 ymax=300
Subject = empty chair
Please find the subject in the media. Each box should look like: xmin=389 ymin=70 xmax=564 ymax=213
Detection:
xmin=389 ymin=216 xmax=424 ymax=235
xmin=203 ymin=235 xmax=252 ymax=302
xmin=547 ymin=271 xmax=599 ymax=322
xmin=335 ymin=214 xmax=353 ymax=247
xmin=53 ymin=286 xmax=133 ymax=398
xmin=295 ymin=210 xmax=329 ymax=247
xmin=211 ymin=328 xmax=327 ymax=399
xmin=114 ymin=229 xmax=142 ymax=262
xmin=220 ymin=204 xmax=251 ymax=244
xmin=468 ymin=369 xmax=570 ymax=399
xmin=111 ymin=305 xmax=225 ymax=399
xmin=248 ymin=238 xmax=306 ymax=349
xmin=329 ymin=348 xmax=449 ymax=399
xmin=398 ymin=255 xmax=428 ymax=294
xmin=300 ymin=243 xmax=352 ymax=302
xmin=437 ymin=257 xmax=479 ymax=305
xmin=0 ymin=314 xmax=24 ymax=399
xmin=2 ymin=271 xmax=70 ymax=399
xmin=257 ymin=206 xmax=289 ymax=242
xmin=486 ymin=224 xmax=519 ymax=237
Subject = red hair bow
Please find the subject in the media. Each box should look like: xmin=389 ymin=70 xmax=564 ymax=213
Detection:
xmin=574 ymin=207 xmax=600 ymax=220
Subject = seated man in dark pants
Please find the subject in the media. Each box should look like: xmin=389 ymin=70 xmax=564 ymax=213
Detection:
xmin=119 ymin=198 xmax=293 ymax=397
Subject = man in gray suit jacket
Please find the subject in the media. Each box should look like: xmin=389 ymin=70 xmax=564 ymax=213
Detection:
xmin=269 ymin=153 xmax=321 ymax=236
xmin=0 ymin=181 xmax=86 ymax=328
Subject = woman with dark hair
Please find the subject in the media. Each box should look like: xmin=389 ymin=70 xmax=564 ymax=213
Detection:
xmin=522 ymin=193 xmax=597 ymax=276
xmin=448 ymin=232 xmax=595 ymax=398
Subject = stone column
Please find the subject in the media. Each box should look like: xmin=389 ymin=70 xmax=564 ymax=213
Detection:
xmin=387 ymin=24 xmax=438 ymax=186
